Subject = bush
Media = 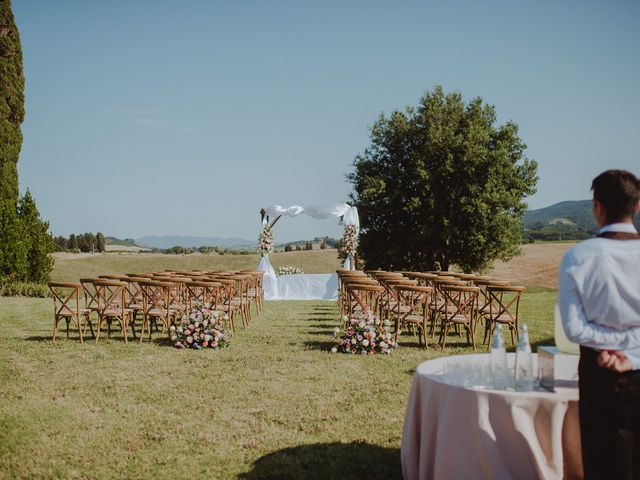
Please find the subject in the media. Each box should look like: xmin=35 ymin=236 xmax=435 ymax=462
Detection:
xmin=0 ymin=277 xmax=49 ymax=298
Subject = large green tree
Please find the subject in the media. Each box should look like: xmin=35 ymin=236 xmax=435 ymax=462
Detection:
xmin=348 ymin=86 xmax=538 ymax=272
xmin=0 ymin=0 xmax=24 ymax=204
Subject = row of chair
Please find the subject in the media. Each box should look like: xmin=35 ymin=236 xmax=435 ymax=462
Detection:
xmin=337 ymin=269 xmax=524 ymax=350
xmin=48 ymin=270 xmax=265 ymax=344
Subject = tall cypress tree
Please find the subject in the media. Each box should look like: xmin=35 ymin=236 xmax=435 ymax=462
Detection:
xmin=0 ymin=0 xmax=24 ymax=204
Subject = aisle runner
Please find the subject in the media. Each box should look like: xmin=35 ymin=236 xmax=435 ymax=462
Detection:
xmin=271 ymin=274 xmax=339 ymax=301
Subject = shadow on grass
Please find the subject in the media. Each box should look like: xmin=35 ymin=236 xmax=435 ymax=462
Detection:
xmin=306 ymin=316 xmax=338 ymax=323
xmin=530 ymin=336 xmax=555 ymax=350
xmin=303 ymin=340 xmax=335 ymax=351
xmin=238 ymin=441 xmax=401 ymax=480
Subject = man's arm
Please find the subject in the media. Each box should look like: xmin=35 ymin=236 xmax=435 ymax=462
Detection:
xmin=559 ymin=264 xmax=640 ymax=350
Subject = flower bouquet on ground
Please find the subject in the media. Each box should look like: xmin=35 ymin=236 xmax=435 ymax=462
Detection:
xmin=331 ymin=313 xmax=398 ymax=355
xmin=170 ymin=305 xmax=231 ymax=350
xmin=276 ymin=265 xmax=304 ymax=276
xmin=258 ymin=224 xmax=274 ymax=256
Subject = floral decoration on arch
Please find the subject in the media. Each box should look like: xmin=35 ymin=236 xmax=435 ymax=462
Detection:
xmin=258 ymin=224 xmax=274 ymax=256
xmin=338 ymin=224 xmax=357 ymax=259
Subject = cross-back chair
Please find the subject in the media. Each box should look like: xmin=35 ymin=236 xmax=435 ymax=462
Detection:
xmin=395 ymin=285 xmax=433 ymax=349
xmin=438 ymin=285 xmax=480 ymax=350
xmin=483 ymin=285 xmax=525 ymax=348
xmin=138 ymin=281 xmax=173 ymax=343
xmin=48 ymin=282 xmax=88 ymax=343
xmin=93 ymin=280 xmax=132 ymax=344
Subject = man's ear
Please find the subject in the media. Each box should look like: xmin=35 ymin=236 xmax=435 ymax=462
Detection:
xmin=635 ymin=200 xmax=640 ymax=214
xmin=592 ymin=199 xmax=607 ymax=227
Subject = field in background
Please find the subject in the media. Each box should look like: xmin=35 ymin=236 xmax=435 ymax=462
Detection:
xmin=51 ymin=243 xmax=572 ymax=290
xmin=50 ymin=250 xmax=343 ymax=283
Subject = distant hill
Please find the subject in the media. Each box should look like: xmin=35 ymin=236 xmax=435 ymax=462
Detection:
xmin=523 ymin=199 xmax=639 ymax=241
xmin=135 ymin=235 xmax=255 ymax=250
xmin=105 ymin=236 xmax=141 ymax=247
xmin=524 ymin=200 xmax=597 ymax=231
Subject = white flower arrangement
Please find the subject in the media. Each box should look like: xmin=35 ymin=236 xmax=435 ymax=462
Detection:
xmin=276 ymin=265 xmax=304 ymax=276
xmin=258 ymin=224 xmax=274 ymax=256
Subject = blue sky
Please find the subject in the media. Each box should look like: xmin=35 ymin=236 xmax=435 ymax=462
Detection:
xmin=13 ymin=0 xmax=640 ymax=242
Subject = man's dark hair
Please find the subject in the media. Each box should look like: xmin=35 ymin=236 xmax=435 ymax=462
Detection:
xmin=591 ymin=170 xmax=640 ymax=223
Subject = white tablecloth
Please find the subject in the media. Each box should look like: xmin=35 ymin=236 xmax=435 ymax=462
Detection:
xmin=272 ymin=273 xmax=338 ymax=300
xmin=401 ymin=353 xmax=582 ymax=480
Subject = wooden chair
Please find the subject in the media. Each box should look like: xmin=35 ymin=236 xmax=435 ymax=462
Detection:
xmin=186 ymin=280 xmax=221 ymax=312
xmin=483 ymin=285 xmax=526 ymax=348
xmin=48 ymin=282 xmax=88 ymax=343
xmin=438 ymin=285 xmax=480 ymax=350
xmin=395 ymin=285 xmax=433 ymax=349
xmin=79 ymin=278 xmax=100 ymax=338
xmin=122 ymin=277 xmax=147 ymax=339
xmin=429 ymin=278 xmax=466 ymax=337
xmin=138 ymin=281 xmax=173 ymax=343
xmin=93 ymin=280 xmax=133 ymax=344
xmin=345 ymin=284 xmax=385 ymax=324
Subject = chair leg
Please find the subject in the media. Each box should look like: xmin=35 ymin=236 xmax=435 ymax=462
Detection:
xmin=52 ymin=317 xmax=60 ymax=344
xmin=94 ymin=317 xmax=103 ymax=344
xmin=76 ymin=315 xmax=84 ymax=343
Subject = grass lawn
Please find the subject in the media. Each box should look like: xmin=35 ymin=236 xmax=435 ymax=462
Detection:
xmin=0 ymin=289 xmax=557 ymax=479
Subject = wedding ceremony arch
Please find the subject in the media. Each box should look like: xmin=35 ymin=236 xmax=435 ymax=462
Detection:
xmin=257 ymin=203 xmax=359 ymax=300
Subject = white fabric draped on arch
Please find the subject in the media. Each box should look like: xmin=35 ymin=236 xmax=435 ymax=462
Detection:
xmin=258 ymin=203 xmax=359 ymax=300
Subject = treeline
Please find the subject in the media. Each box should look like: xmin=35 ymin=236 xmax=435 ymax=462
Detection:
xmin=53 ymin=232 xmax=106 ymax=253
xmin=0 ymin=191 xmax=53 ymax=284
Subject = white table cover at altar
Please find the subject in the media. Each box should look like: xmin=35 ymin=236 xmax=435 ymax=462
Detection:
xmin=401 ymin=353 xmax=582 ymax=480
xmin=275 ymin=273 xmax=338 ymax=300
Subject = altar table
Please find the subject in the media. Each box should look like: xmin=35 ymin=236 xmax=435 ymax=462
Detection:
xmin=401 ymin=353 xmax=582 ymax=479
xmin=273 ymin=273 xmax=338 ymax=300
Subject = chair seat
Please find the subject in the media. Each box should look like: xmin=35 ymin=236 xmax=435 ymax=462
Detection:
xmin=491 ymin=314 xmax=516 ymax=324
xmin=147 ymin=308 xmax=171 ymax=317
xmin=402 ymin=314 xmax=426 ymax=324
xmin=447 ymin=314 xmax=472 ymax=324
xmin=101 ymin=308 xmax=132 ymax=317
xmin=127 ymin=303 xmax=144 ymax=311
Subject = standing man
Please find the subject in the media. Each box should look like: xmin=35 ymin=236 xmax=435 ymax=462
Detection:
xmin=558 ymin=169 xmax=640 ymax=479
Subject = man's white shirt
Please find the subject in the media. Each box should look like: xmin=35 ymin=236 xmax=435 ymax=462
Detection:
xmin=558 ymin=223 xmax=640 ymax=369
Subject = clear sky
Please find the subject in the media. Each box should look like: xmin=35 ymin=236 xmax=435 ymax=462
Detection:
xmin=12 ymin=0 xmax=640 ymax=243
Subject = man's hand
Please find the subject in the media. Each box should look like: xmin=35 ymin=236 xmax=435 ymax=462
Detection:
xmin=597 ymin=350 xmax=633 ymax=372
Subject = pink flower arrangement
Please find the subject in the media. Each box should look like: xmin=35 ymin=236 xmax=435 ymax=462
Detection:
xmin=171 ymin=305 xmax=231 ymax=350
xmin=331 ymin=313 xmax=398 ymax=355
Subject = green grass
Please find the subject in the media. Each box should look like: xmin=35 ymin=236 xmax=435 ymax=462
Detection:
xmin=0 ymin=290 xmax=557 ymax=479
xmin=51 ymin=250 xmax=342 ymax=283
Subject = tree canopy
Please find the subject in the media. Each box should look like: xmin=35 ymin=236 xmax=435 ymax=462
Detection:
xmin=348 ymin=86 xmax=538 ymax=272
xmin=0 ymin=0 xmax=24 ymax=204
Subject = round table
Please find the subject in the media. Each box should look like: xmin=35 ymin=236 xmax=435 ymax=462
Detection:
xmin=401 ymin=353 xmax=582 ymax=480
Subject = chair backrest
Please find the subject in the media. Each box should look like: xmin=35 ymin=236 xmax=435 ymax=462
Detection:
xmin=138 ymin=281 xmax=173 ymax=315
xmin=346 ymin=284 xmax=384 ymax=320
xmin=79 ymin=278 xmax=99 ymax=310
xmin=441 ymin=285 xmax=480 ymax=320
xmin=186 ymin=281 xmax=221 ymax=310
xmin=486 ymin=285 xmax=525 ymax=323
xmin=48 ymin=282 xmax=81 ymax=317
xmin=93 ymin=280 xmax=126 ymax=314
